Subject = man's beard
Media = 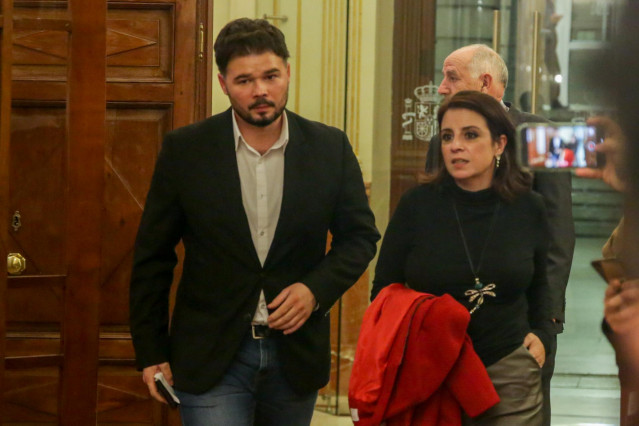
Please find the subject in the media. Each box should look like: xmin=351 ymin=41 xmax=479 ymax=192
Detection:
xmin=237 ymin=92 xmax=288 ymax=128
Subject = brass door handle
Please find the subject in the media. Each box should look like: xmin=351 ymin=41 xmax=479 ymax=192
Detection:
xmin=492 ymin=10 xmax=501 ymax=53
xmin=531 ymin=11 xmax=541 ymax=115
xmin=7 ymin=253 xmax=26 ymax=275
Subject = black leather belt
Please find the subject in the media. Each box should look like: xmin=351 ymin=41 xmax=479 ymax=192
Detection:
xmin=251 ymin=324 xmax=272 ymax=339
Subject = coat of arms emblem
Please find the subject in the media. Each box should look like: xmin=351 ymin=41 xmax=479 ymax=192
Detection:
xmin=402 ymin=82 xmax=442 ymax=141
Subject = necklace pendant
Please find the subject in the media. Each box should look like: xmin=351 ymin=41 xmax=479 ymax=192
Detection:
xmin=474 ymin=277 xmax=483 ymax=289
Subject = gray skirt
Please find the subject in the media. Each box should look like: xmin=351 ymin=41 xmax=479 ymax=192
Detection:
xmin=463 ymin=345 xmax=543 ymax=426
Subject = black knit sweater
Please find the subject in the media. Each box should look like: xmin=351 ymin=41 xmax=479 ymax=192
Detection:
xmin=372 ymin=178 xmax=554 ymax=367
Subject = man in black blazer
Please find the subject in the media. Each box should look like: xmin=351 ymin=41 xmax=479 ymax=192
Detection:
xmin=129 ymin=18 xmax=379 ymax=425
xmin=425 ymin=44 xmax=574 ymax=426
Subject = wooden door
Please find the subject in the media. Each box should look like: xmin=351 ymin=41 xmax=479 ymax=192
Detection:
xmin=2 ymin=0 xmax=211 ymax=424
xmin=390 ymin=0 xmax=437 ymax=214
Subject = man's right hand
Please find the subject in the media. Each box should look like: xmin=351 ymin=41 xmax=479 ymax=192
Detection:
xmin=142 ymin=362 xmax=174 ymax=404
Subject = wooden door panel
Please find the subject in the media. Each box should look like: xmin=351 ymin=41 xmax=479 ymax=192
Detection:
xmin=96 ymin=366 xmax=165 ymax=424
xmin=12 ymin=4 xmax=68 ymax=82
xmin=6 ymin=283 xmax=63 ymax=324
xmin=8 ymin=105 xmax=66 ymax=276
xmin=5 ymin=331 xmax=60 ymax=358
xmin=98 ymin=330 xmax=136 ymax=359
xmin=106 ymin=4 xmax=174 ymax=82
xmin=97 ymin=104 xmax=181 ymax=424
xmin=13 ymin=4 xmax=175 ymax=83
xmin=7 ymin=105 xmax=66 ymax=327
xmin=3 ymin=367 xmax=59 ymax=423
xmin=101 ymin=105 xmax=171 ymax=325
xmin=105 ymin=107 xmax=171 ymax=206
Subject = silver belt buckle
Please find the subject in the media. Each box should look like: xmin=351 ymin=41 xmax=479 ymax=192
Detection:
xmin=252 ymin=325 xmax=266 ymax=340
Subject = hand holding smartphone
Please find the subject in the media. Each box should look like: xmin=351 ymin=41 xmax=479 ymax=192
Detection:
xmin=518 ymin=123 xmax=604 ymax=170
xmin=154 ymin=372 xmax=180 ymax=408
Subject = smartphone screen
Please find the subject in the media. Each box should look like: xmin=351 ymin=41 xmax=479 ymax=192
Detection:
xmin=518 ymin=123 xmax=604 ymax=169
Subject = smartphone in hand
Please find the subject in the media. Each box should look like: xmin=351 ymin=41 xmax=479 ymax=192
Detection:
xmin=518 ymin=123 xmax=604 ymax=170
xmin=154 ymin=372 xmax=180 ymax=408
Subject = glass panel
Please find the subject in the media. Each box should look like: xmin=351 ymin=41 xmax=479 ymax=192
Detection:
xmin=434 ymin=0 xmax=504 ymax=88
xmin=570 ymin=0 xmax=614 ymax=42
xmin=566 ymin=48 xmax=612 ymax=111
xmin=509 ymin=0 xmax=622 ymax=118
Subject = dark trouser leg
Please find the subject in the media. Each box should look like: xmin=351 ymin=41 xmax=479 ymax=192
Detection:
xmin=463 ymin=345 xmax=543 ymax=426
xmin=541 ymin=334 xmax=557 ymax=426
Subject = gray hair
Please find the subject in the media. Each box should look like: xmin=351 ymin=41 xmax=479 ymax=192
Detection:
xmin=465 ymin=44 xmax=509 ymax=90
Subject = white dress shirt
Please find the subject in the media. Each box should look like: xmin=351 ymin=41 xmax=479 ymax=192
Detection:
xmin=232 ymin=111 xmax=289 ymax=325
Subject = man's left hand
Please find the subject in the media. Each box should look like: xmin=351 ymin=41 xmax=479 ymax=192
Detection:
xmin=268 ymin=283 xmax=316 ymax=335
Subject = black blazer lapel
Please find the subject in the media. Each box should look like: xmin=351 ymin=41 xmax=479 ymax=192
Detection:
xmin=205 ymin=109 xmax=261 ymax=267
xmin=264 ymin=112 xmax=310 ymax=267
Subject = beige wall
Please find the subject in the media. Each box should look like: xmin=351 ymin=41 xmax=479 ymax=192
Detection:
xmin=211 ymin=0 xmax=256 ymax=113
xmin=369 ymin=0 xmax=393 ymax=256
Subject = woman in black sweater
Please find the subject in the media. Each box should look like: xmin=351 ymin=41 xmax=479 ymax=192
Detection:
xmin=373 ymin=91 xmax=553 ymax=425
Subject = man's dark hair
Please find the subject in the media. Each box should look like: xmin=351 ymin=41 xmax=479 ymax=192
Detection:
xmin=214 ymin=18 xmax=290 ymax=75
xmin=426 ymin=90 xmax=532 ymax=201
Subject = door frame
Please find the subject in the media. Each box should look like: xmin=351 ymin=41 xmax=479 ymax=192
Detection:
xmin=0 ymin=0 xmax=13 ymax=416
xmin=59 ymin=1 xmax=106 ymax=424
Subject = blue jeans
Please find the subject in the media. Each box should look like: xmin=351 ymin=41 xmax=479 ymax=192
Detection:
xmin=175 ymin=332 xmax=318 ymax=426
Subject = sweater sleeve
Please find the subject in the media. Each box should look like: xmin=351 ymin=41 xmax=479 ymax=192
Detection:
xmin=371 ymin=189 xmax=419 ymax=300
xmin=526 ymin=196 xmax=555 ymax=354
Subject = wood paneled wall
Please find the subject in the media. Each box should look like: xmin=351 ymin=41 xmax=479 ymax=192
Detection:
xmin=390 ymin=0 xmax=437 ymax=213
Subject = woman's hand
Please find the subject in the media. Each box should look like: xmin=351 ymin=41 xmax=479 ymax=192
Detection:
xmin=524 ymin=332 xmax=546 ymax=367
xmin=604 ymin=279 xmax=639 ymax=334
